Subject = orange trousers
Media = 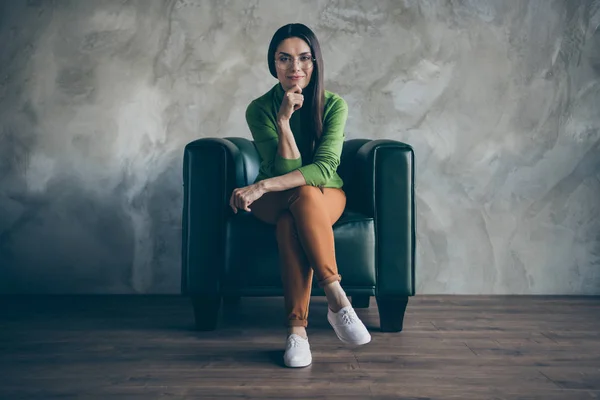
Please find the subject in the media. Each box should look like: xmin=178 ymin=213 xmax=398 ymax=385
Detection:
xmin=251 ymin=185 xmax=346 ymax=327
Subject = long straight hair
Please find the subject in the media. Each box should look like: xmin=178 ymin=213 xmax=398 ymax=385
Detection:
xmin=267 ymin=24 xmax=325 ymax=156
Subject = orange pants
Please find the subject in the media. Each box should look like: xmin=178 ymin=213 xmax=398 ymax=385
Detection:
xmin=251 ymin=185 xmax=346 ymax=327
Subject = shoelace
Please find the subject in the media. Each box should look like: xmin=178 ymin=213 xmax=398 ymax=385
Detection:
xmin=288 ymin=336 xmax=305 ymax=348
xmin=340 ymin=309 xmax=358 ymax=325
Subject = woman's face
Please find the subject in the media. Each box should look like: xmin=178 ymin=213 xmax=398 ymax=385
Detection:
xmin=274 ymin=37 xmax=314 ymax=91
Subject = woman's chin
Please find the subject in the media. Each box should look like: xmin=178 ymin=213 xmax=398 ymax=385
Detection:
xmin=281 ymin=80 xmax=306 ymax=91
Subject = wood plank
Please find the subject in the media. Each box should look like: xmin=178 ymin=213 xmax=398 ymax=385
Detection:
xmin=0 ymin=295 xmax=598 ymax=399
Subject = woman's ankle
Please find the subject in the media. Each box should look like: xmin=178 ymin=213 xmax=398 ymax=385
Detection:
xmin=323 ymin=281 xmax=351 ymax=312
xmin=288 ymin=326 xmax=308 ymax=339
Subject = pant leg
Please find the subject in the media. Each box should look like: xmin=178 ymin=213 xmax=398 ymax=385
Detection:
xmin=251 ymin=186 xmax=346 ymax=328
xmin=250 ymin=190 xmax=290 ymax=225
xmin=275 ymin=211 xmax=313 ymax=327
xmin=252 ymin=190 xmax=311 ymax=327
xmin=287 ymin=186 xmax=346 ymax=287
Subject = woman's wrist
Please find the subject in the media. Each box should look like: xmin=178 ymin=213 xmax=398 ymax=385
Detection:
xmin=276 ymin=116 xmax=290 ymax=128
xmin=257 ymin=179 xmax=270 ymax=194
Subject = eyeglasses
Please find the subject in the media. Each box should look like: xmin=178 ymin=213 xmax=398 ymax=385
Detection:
xmin=274 ymin=54 xmax=316 ymax=70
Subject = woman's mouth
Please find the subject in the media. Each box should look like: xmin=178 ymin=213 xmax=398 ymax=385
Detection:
xmin=288 ymin=76 xmax=304 ymax=80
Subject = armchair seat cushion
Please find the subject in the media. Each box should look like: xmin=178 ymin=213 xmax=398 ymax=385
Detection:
xmin=224 ymin=210 xmax=376 ymax=290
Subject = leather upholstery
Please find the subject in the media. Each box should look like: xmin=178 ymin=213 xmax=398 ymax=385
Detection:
xmin=182 ymin=137 xmax=415 ymax=298
xmin=225 ymin=210 xmax=375 ymax=289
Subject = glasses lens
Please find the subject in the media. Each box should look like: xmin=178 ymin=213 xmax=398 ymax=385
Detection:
xmin=276 ymin=56 xmax=314 ymax=69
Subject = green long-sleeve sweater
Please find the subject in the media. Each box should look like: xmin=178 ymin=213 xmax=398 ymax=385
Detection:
xmin=245 ymin=83 xmax=348 ymax=188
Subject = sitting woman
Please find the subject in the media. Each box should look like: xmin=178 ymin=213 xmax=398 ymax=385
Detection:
xmin=229 ymin=23 xmax=371 ymax=368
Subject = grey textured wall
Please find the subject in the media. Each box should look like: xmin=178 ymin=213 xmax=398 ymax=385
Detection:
xmin=0 ymin=0 xmax=599 ymax=294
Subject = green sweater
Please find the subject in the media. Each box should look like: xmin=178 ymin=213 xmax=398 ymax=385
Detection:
xmin=245 ymin=83 xmax=348 ymax=188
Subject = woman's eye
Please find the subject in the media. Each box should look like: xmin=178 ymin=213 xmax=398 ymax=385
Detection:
xmin=279 ymin=56 xmax=290 ymax=62
xmin=300 ymin=56 xmax=311 ymax=61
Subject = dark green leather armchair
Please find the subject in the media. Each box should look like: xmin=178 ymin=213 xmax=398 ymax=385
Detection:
xmin=181 ymin=137 xmax=416 ymax=332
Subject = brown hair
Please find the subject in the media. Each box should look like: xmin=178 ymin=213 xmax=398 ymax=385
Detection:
xmin=268 ymin=23 xmax=325 ymax=156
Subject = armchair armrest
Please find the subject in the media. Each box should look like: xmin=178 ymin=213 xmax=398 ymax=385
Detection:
xmin=181 ymin=137 xmax=258 ymax=295
xmin=354 ymin=140 xmax=416 ymax=296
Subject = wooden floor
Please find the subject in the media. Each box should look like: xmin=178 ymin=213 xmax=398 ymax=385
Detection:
xmin=0 ymin=295 xmax=599 ymax=399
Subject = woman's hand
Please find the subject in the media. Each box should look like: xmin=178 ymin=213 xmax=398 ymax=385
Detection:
xmin=277 ymin=84 xmax=303 ymax=122
xmin=229 ymin=183 xmax=265 ymax=214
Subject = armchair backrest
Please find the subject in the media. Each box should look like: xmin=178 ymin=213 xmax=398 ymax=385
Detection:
xmin=223 ymin=137 xmax=370 ymax=202
xmin=337 ymin=139 xmax=370 ymax=212
xmin=224 ymin=137 xmax=261 ymax=186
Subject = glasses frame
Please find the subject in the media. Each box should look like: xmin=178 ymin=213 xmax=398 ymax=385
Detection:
xmin=274 ymin=54 xmax=316 ymax=70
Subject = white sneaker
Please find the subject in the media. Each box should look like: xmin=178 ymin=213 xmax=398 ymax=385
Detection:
xmin=327 ymin=306 xmax=372 ymax=345
xmin=283 ymin=334 xmax=312 ymax=368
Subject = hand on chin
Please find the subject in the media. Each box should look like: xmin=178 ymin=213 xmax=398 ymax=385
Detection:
xmin=284 ymin=78 xmax=305 ymax=91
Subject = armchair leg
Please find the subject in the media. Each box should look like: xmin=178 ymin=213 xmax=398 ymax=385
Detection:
xmin=352 ymin=295 xmax=370 ymax=309
xmin=191 ymin=295 xmax=221 ymax=331
xmin=376 ymin=295 xmax=409 ymax=332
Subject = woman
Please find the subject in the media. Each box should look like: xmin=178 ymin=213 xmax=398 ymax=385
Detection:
xmin=229 ymin=23 xmax=371 ymax=368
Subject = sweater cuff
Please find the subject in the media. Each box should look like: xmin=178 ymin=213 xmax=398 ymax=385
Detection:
xmin=297 ymin=164 xmax=323 ymax=186
xmin=274 ymin=154 xmax=302 ymax=176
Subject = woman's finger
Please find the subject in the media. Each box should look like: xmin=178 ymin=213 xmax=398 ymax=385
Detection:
xmin=288 ymin=93 xmax=302 ymax=102
xmin=235 ymin=190 xmax=244 ymax=211
xmin=236 ymin=195 xmax=249 ymax=212
xmin=234 ymin=193 xmax=242 ymax=210
xmin=229 ymin=192 xmax=237 ymax=213
xmin=238 ymin=194 xmax=247 ymax=210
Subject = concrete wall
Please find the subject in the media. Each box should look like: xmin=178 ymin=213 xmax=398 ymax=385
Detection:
xmin=0 ymin=0 xmax=599 ymax=294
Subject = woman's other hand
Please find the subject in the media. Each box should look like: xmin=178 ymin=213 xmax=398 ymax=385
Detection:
xmin=229 ymin=183 xmax=265 ymax=214
xmin=277 ymin=84 xmax=303 ymax=122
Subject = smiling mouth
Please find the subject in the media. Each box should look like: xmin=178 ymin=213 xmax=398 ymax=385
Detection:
xmin=288 ymin=76 xmax=304 ymax=79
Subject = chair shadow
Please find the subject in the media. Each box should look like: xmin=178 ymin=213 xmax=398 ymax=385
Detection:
xmin=5 ymin=295 xmax=383 ymax=335
xmin=217 ymin=297 xmax=338 ymax=330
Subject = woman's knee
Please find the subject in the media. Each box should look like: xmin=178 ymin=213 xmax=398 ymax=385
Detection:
xmin=291 ymin=185 xmax=322 ymax=206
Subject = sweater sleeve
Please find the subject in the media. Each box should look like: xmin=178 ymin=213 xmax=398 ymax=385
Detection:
xmin=297 ymin=97 xmax=348 ymax=186
xmin=245 ymin=101 xmax=302 ymax=178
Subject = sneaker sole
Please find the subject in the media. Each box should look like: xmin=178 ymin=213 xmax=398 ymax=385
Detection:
xmin=327 ymin=316 xmax=372 ymax=346
xmin=334 ymin=331 xmax=372 ymax=346
xmin=284 ymin=357 xmax=312 ymax=368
